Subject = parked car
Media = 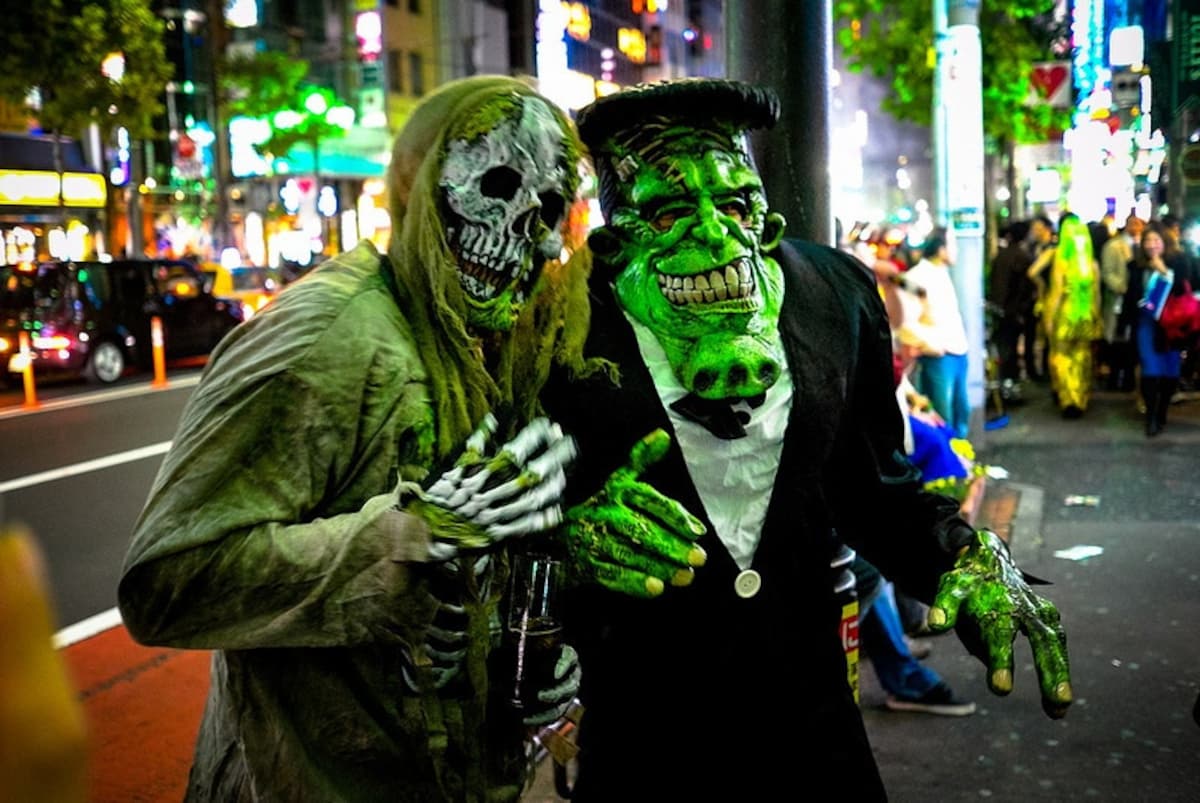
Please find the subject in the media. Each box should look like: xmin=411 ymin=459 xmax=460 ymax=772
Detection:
xmin=201 ymin=264 xmax=284 ymax=320
xmin=0 ymin=258 xmax=244 ymax=386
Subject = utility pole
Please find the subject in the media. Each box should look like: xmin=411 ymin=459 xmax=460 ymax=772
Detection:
xmin=206 ymin=0 xmax=233 ymax=256
xmin=933 ymin=0 xmax=987 ymax=438
xmin=725 ymin=1 xmax=834 ymax=245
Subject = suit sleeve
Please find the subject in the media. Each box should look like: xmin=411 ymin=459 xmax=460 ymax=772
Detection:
xmin=821 ymin=249 xmax=976 ymax=604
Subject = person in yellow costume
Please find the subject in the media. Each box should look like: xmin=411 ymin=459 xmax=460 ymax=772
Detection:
xmin=0 ymin=526 xmax=89 ymax=803
xmin=1029 ymin=213 xmax=1102 ymax=417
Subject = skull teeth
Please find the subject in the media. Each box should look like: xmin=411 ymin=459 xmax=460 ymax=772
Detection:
xmin=657 ymin=259 xmax=755 ymax=306
xmin=451 ymin=230 xmax=527 ymax=302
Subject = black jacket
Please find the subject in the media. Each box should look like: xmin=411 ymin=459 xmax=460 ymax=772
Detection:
xmin=541 ymin=238 xmax=974 ymax=801
xmin=989 ymin=241 xmax=1036 ymax=318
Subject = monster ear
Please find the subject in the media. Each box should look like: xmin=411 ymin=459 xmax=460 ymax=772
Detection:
xmin=761 ymin=212 xmax=786 ymax=252
xmin=587 ymin=226 xmax=623 ymax=258
xmin=587 ymin=226 xmax=629 ymax=283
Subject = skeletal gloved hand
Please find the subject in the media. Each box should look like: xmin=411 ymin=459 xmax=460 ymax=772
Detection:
xmin=562 ymin=429 xmax=707 ymax=598
xmin=521 ymin=644 xmax=581 ymax=728
xmin=401 ymin=554 xmax=491 ymax=692
xmin=927 ymin=529 xmax=1073 ymax=719
xmin=407 ymin=414 xmax=577 ymax=561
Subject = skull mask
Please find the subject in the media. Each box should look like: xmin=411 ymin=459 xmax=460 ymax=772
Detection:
xmin=440 ymin=94 xmax=573 ymax=331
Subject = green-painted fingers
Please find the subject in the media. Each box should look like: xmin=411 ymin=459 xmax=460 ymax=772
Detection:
xmin=611 ymin=482 xmax=707 ymax=542
xmin=1027 ymin=597 xmax=1073 ymax=719
xmin=976 ymin=614 xmax=1017 ymax=695
xmin=929 ymin=530 xmax=1073 ymax=718
xmin=565 ymin=513 xmax=696 ymax=586
xmin=927 ymin=568 xmax=978 ymax=632
xmin=584 ymin=557 xmax=667 ymax=599
xmin=560 ymin=429 xmax=708 ymax=598
xmin=609 ymin=429 xmax=673 ymax=484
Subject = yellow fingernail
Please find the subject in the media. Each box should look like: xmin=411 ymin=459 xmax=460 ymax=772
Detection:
xmin=992 ymin=668 xmax=1013 ymax=693
xmin=927 ymin=607 xmax=947 ymax=627
xmin=690 ymin=519 xmax=706 ymax=536
xmin=688 ymin=546 xmax=707 ymax=567
xmin=671 ymin=568 xmax=695 ymax=587
xmin=1055 ymin=682 xmax=1073 ymax=702
xmin=645 ymin=576 xmax=664 ymax=596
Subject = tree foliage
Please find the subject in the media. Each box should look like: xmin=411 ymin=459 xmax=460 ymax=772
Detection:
xmin=0 ymin=0 xmax=171 ymax=141
xmin=220 ymin=52 xmax=350 ymax=165
xmin=220 ymin=52 xmax=352 ymax=164
xmin=833 ymin=0 xmax=1071 ymax=147
xmin=220 ymin=51 xmax=310 ymax=122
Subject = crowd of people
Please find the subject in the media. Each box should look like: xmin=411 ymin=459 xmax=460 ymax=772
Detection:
xmin=848 ymin=208 xmax=1200 ymax=437
xmin=995 ymin=210 xmax=1199 ymax=433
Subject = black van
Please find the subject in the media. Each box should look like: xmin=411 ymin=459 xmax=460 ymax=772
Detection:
xmin=1 ymin=258 xmax=244 ymax=385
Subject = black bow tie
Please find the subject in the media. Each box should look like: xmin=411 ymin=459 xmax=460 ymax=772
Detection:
xmin=669 ymin=393 xmax=766 ymax=440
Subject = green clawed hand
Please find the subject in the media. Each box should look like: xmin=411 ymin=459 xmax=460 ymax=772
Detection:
xmin=563 ymin=429 xmax=707 ymax=598
xmin=927 ymin=530 xmax=1073 ymax=719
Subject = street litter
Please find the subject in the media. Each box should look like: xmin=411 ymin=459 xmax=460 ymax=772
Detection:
xmin=1054 ymin=545 xmax=1104 ymax=561
xmin=1063 ymin=494 xmax=1101 ymax=507
xmin=985 ymin=465 xmax=1010 ymax=479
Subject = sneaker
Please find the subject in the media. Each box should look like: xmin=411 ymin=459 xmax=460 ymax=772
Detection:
xmin=884 ymin=682 xmax=976 ymax=717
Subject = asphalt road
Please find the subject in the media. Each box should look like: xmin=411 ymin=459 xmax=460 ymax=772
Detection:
xmin=0 ymin=371 xmax=199 ymax=626
xmin=858 ymin=386 xmax=1200 ymax=803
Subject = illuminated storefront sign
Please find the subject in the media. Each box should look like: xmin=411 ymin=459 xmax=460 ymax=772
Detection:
xmin=356 ymin=6 xmax=386 ymax=128
xmin=356 ymin=10 xmax=382 ymax=59
xmin=1070 ymin=0 xmax=1103 ymax=114
xmin=618 ymin=28 xmax=646 ymax=64
xmin=225 ymin=0 xmax=259 ymax=28
xmin=0 ymin=170 xmax=106 ymax=208
xmin=565 ymin=3 xmax=591 ymax=42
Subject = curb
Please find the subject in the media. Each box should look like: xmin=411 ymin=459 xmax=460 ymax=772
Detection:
xmin=1006 ymin=482 xmax=1044 ymax=569
xmin=983 ymin=481 xmax=1043 ymax=569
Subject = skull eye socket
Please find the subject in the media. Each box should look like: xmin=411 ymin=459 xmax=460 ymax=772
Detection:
xmin=480 ymin=166 xmax=522 ymax=200
xmin=539 ymin=192 xmax=566 ymax=228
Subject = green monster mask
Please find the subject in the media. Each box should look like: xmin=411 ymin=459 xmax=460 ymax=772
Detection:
xmin=577 ymin=80 xmax=787 ymax=400
xmin=439 ymin=93 xmax=579 ymax=332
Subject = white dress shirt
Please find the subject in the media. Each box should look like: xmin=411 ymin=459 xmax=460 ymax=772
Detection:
xmin=624 ymin=313 xmax=793 ymax=570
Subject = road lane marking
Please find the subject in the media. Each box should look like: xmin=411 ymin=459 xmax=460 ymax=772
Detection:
xmin=55 ymin=606 xmax=123 ymax=648
xmin=0 ymin=441 xmax=172 ymax=493
xmin=0 ymin=374 xmax=201 ymax=420
xmin=0 ymin=381 xmax=193 ymax=647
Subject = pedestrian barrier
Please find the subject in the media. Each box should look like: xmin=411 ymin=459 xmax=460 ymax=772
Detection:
xmin=16 ymin=330 xmax=38 ymax=408
xmin=151 ymin=316 xmax=168 ymax=388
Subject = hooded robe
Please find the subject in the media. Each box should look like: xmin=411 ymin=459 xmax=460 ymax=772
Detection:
xmin=118 ymin=75 xmax=583 ymax=803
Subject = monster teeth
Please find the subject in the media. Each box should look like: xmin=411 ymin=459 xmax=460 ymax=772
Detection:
xmin=656 ymin=262 xmax=756 ymax=305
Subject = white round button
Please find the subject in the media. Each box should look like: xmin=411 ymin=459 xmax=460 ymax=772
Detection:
xmin=734 ymin=569 xmax=761 ymax=598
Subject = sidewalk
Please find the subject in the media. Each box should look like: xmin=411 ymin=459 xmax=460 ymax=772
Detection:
xmin=62 ymin=624 xmax=209 ymax=802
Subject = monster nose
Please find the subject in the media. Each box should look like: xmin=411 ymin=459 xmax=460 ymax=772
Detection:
xmin=694 ymin=200 xmax=726 ymax=246
xmin=511 ymin=207 xmax=540 ymax=239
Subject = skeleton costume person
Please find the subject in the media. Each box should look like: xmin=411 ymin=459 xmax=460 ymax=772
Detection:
xmin=118 ymin=76 xmax=587 ymax=803
xmin=540 ymin=79 xmax=1073 ymax=800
